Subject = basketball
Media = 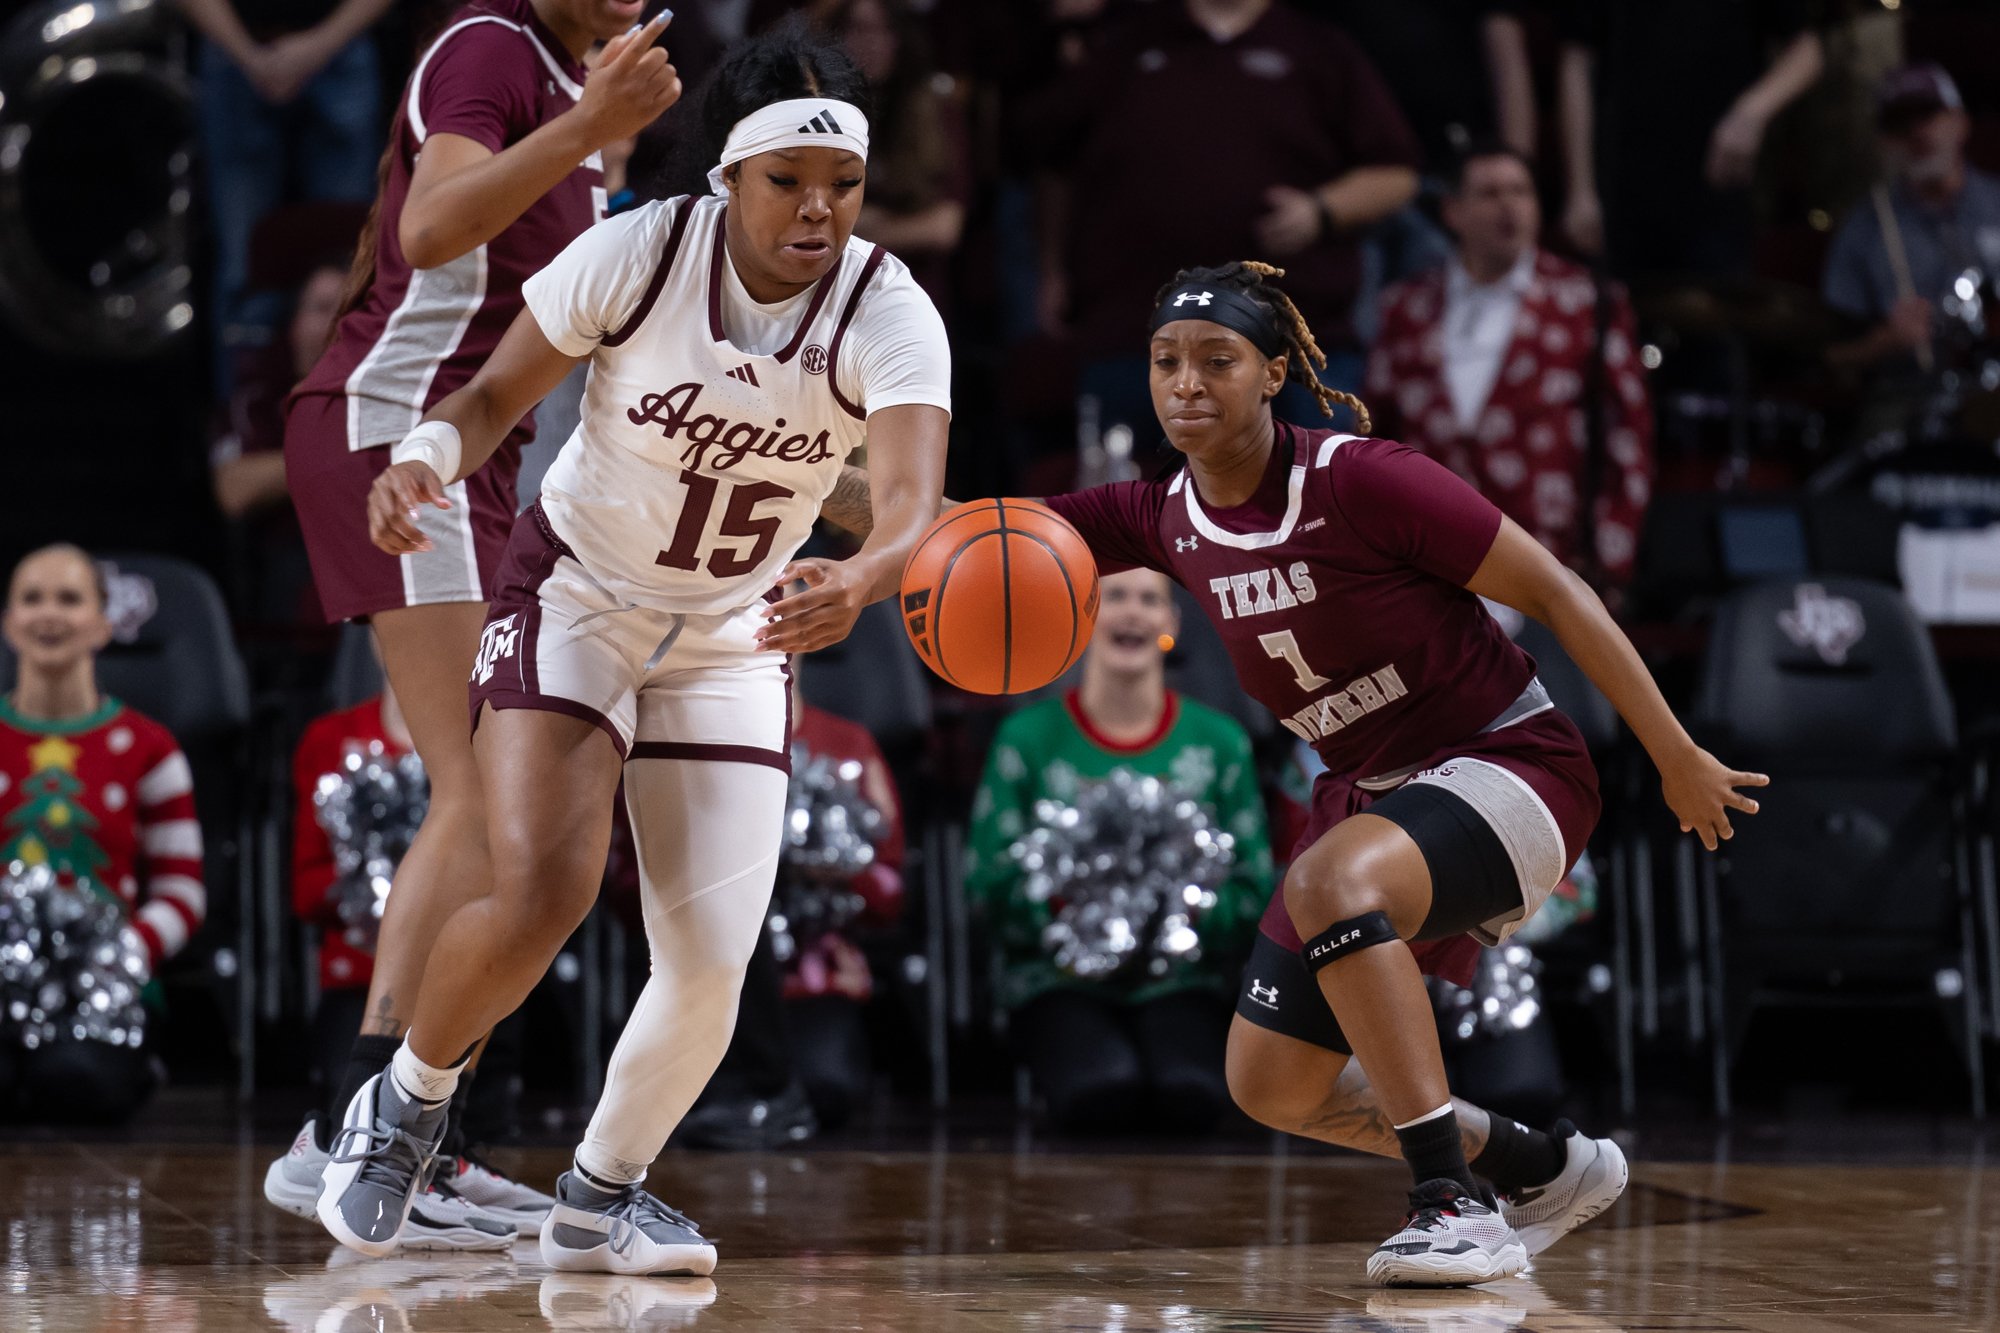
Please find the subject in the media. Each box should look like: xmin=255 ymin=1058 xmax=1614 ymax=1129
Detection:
xmin=899 ymin=499 xmax=1100 ymax=694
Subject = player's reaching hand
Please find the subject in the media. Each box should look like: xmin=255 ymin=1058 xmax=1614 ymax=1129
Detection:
xmin=367 ymin=461 xmax=450 ymax=556
xmin=573 ymin=14 xmax=681 ymax=149
xmin=756 ymin=557 xmax=873 ymax=655
xmin=1658 ymin=745 xmax=1768 ymax=851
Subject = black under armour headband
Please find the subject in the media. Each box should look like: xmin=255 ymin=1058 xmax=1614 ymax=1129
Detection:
xmin=1148 ymin=283 xmax=1287 ymax=359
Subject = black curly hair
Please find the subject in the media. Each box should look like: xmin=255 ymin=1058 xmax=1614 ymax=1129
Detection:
xmin=1150 ymin=261 xmax=1370 ymax=432
xmin=689 ymin=14 xmax=873 ymax=188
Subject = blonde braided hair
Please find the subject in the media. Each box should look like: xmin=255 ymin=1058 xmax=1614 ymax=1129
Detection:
xmin=1152 ymin=260 xmax=1371 ymax=434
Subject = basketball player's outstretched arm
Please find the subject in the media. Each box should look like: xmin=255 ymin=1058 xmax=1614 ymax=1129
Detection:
xmin=366 ymin=314 xmax=584 ymax=553
xmin=399 ymin=17 xmax=680 ymax=270
xmin=756 ymin=404 xmax=951 ymax=655
xmin=1465 ymin=517 xmax=1768 ymax=849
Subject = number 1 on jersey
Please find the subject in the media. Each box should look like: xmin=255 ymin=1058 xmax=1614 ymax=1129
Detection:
xmin=1259 ymin=629 xmax=1331 ymax=692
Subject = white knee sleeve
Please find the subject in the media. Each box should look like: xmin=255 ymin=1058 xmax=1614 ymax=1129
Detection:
xmin=574 ymin=758 xmax=786 ymax=1184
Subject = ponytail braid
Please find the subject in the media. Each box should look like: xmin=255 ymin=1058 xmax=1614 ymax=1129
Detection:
xmin=1151 ymin=261 xmax=1371 ymax=434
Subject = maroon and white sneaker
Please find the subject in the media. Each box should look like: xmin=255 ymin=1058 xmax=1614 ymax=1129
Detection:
xmin=1367 ymin=1179 xmax=1528 ymax=1287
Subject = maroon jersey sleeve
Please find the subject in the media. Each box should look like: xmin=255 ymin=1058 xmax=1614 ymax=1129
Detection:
xmin=1044 ymin=482 xmax=1173 ymax=577
xmin=1327 ymin=438 xmax=1505 ymax=586
xmin=418 ymin=23 xmax=543 ymax=154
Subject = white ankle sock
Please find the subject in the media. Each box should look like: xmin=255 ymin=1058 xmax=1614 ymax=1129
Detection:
xmin=573 ymin=1144 xmax=647 ymax=1190
xmin=389 ymin=1037 xmax=463 ymax=1106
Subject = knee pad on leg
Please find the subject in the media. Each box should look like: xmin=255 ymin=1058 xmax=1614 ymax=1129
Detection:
xmin=1302 ymin=909 xmax=1398 ymax=975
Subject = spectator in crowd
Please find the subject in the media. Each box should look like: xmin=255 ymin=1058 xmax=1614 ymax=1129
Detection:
xmin=1558 ymin=2 xmax=1822 ymax=273
xmin=677 ymin=675 xmax=907 ymax=1147
xmin=0 ymin=546 xmax=203 ymax=1122
xmin=1294 ymin=1 xmax=1537 ymax=170
xmin=966 ymin=570 xmax=1274 ymax=1136
xmin=1368 ymin=144 xmax=1653 ymax=591
xmin=176 ymin=0 xmax=389 ymax=393
xmin=1025 ymin=0 xmax=1420 ymax=456
xmin=812 ymin=0 xmax=969 ymax=315
xmin=1825 ymin=64 xmax=2000 ymax=375
xmin=290 ymin=649 xmax=412 ymax=1097
xmin=211 ymin=242 xmax=352 ymax=632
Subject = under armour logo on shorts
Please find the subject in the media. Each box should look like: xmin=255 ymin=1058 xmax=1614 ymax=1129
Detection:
xmin=1249 ymin=979 xmax=1278 ymax=1007
xmin=1172 ymin=291 xmax=1214 ymax=308
xmin=472 ymin=614 xmax=521 ymax=685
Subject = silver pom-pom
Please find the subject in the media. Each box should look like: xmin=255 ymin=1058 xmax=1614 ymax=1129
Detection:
xmin=1007 ymin=769 xmax=1234 ymax=982
xmin=0 ymin=860 xmax=149 ymax=1050
xmin=1432 ymin=943 xmax=1542 ymax=1043
xmin=313 ymin=744 xmax=429 ymax=955
xmin=769 ymin=749 xmax=885 ymax=962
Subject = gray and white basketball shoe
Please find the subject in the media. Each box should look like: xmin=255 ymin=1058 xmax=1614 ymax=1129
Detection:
xmin=438 ymin=1154 xmax=557 ymax=1237
xmin=1367 ymin=1179 xmax=1528 ymax=1287
xmin=1499 ymin=1121 xmax=1629 ymax=1255
xmin=539 ymin=1171 xmax=718 ymax=1276
xmin=263 ymin=1113 xmax=328 ymax=1219
xmin=317 ymin=1072 xmax=451 ymax=1258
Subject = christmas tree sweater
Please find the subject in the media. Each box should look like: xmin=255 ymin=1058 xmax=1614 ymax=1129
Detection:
xmin=966 ymin=690 xmax=1275 ymax=1009
xmin=0 ymin=696 xmax=204 ymax=965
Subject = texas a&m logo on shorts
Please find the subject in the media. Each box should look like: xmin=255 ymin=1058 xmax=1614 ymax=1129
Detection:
xmin=473 ymin=614 xmax=521 ymax=685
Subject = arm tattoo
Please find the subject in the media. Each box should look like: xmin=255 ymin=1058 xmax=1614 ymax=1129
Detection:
xmin=820 ymin=466 xmax=877 ymax=538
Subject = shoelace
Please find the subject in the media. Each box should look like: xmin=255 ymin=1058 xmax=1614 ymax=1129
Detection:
xmin=329 ymin=1118 xmax=436 ymax=1193
xmin=598 ymin=1188 xmax=703 ymax=1258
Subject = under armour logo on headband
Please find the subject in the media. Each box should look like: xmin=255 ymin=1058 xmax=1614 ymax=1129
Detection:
xmin=1172 ymin=291 xmax=1214 ymax=307
xmin=797 ymin=110 xmax=846 ymax=135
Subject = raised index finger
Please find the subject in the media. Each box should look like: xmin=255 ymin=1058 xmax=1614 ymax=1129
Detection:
xmin=609 ymin=12 xmax=670 ymax=65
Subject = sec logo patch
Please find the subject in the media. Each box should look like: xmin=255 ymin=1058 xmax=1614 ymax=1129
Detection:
xmin=802 ymin=344 xmax=828 ymax=375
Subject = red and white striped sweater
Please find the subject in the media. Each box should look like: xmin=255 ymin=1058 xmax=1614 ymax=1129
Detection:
xmin=0 ymin=696 xmax=204 ymax=964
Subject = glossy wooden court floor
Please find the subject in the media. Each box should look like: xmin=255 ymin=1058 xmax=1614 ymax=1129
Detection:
xmin=0 ymin=1137 xmax=1988 ymax=1331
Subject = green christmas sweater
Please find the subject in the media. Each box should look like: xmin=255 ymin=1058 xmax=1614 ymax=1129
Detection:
xmin=966 ymin=690 xmax=1275 ymax=1009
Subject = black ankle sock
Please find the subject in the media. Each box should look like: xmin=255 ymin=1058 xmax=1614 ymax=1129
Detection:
xmin=1394 ymin=1108 xmax=1478 ymax=1193
xmin=326 ymin=1034 xmax=404 ymax=1147
xmin=1472 ymin=1115 xmax=1568 ymax=1193
xmin=438 ymin=1065 xmax=477 ymax=1160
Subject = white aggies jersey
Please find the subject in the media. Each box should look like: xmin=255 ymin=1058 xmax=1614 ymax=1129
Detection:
xmin=522 ymin=194 xmax=952 ymax=615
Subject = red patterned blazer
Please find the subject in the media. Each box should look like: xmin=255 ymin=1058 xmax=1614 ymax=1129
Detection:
xmin=1366 ymin=249 xmax=1654 ymax=584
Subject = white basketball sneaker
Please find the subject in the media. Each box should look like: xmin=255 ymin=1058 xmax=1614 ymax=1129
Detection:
xmin=317 ymin=1072 xmax=451 ymax=1259
xmin=1498 ymin=1121 xmax=1629 ymax=1255
xmin=262 ymin=1113 xmax=328 ymax=1219
xmin=396 ymin=1182 xmax=518 ymax=1252
xmin=1367 ymin=1179 xmax=1528 ymax=1287
xmin=438 ymin=1154 xmax=557 ymax=1238
xmin=540 ymin=1171 xmax=717 ymax=1277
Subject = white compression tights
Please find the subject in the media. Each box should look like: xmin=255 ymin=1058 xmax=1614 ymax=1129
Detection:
xmin=573 ymin=756 xmax=788 ymax=1186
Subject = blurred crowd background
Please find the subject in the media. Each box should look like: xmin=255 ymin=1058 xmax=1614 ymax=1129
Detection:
xmin=4 ymin=0 xmax=2000 ymax=1144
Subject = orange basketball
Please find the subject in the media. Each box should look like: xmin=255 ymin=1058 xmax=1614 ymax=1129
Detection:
xmin=900 ymin=499 xmax=1100 ymax=694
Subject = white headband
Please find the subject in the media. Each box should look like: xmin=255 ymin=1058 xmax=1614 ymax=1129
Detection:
xmin=706 ymin=98 xmax=870 ymax=195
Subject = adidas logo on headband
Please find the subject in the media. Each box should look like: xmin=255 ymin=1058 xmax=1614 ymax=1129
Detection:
xmin=797 ymin=110 xmax=846 ymax=135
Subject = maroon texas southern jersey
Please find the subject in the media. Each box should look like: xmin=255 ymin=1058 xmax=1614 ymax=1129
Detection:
xmin=293 ymin=0 xmax=602 ymax=451
xmin=1047 ymin=427 xmax=1536 ymax=783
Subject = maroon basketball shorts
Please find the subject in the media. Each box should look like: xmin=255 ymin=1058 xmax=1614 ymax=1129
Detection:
xmin=1237 ymin=706 xmax=1600 ymax=1056
xmin=467 ymin=504 xmax=793 ymax=766
xmin=284 ymin=392 xmax=521 ymax=623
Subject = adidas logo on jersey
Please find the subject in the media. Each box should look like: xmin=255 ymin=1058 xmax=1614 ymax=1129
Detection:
xmin=627 ymin=382 xmax=839 ymax=472
xmin=797 ymin=110 xmax=847 ymax=135
xmin=726 ymin=363 xmax=760 ymax=387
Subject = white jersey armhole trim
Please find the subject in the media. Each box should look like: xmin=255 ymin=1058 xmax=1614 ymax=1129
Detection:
xmin=406 ymin=16 xmax=581 ymax=145
xmin=1182 ymin=464 xmax=1306 ymax=550
xmin=1316 ymin=433 xmax=1359 ymax=468
xmin=1168 ymin=472 xmax=1187 ymax=495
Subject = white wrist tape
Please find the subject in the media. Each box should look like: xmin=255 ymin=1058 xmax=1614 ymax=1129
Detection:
xmin=390 ymin=421 xmax=462 ymax=484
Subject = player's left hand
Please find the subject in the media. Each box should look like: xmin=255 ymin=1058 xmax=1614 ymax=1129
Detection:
xmin=756 ymin=557 xmax=871 ymax=654
xmin=1659 ymin=744 xmax=1768 ymax=851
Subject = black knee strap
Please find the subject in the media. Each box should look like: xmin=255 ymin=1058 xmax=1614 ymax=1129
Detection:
xmin=1302 ymin=910 xmax=1398 ymax=974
